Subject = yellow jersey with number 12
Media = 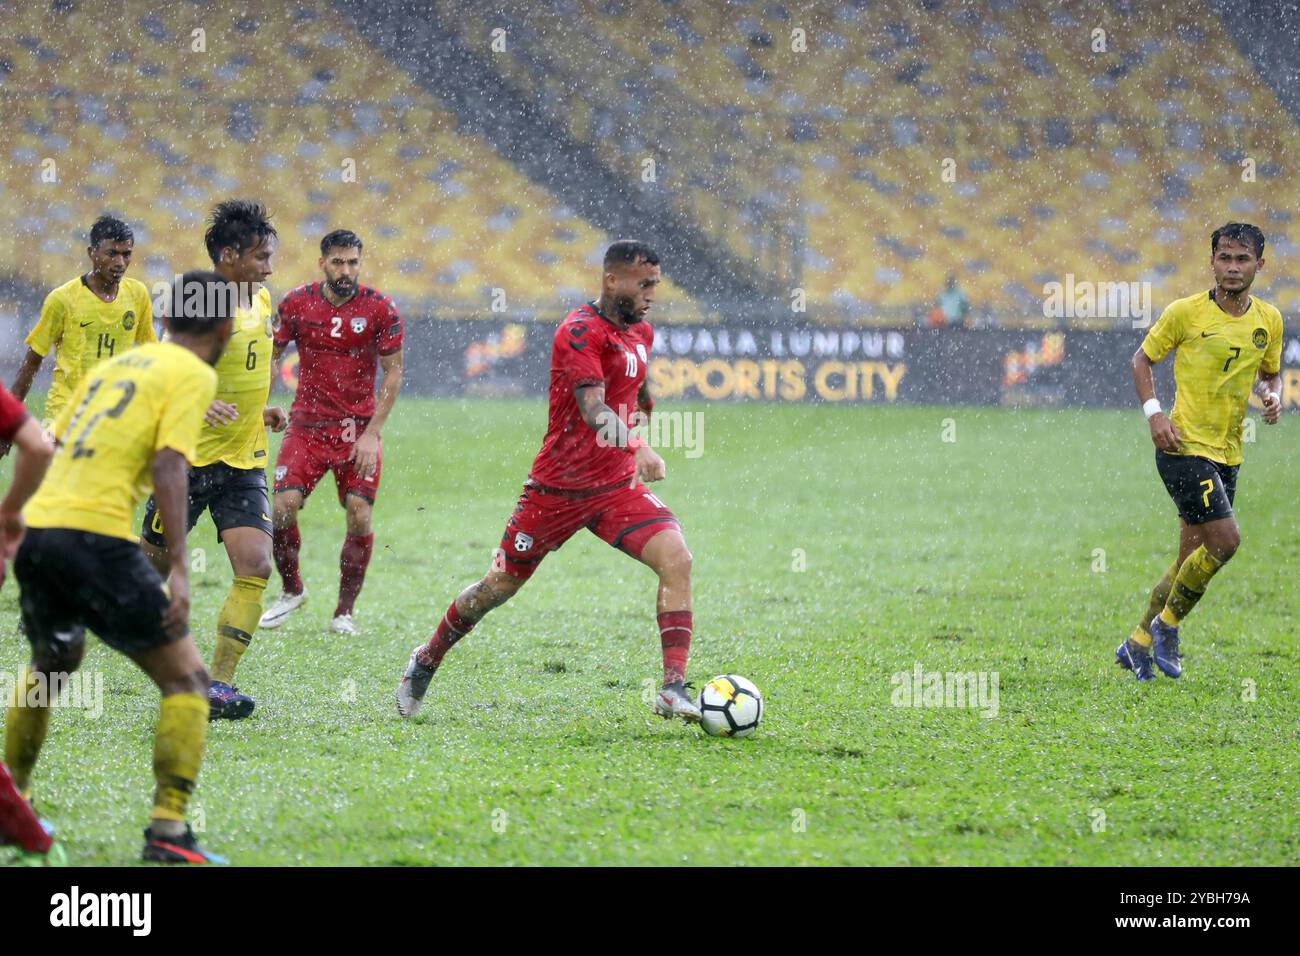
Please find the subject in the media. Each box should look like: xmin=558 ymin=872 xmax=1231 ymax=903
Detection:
xmin=25 ymin=342 xmax=217 ymax=542
xmin=1141 ymin=290 xmax=1283 ymax=466
xmin=194 ymin=286 xmax=274 ymax=470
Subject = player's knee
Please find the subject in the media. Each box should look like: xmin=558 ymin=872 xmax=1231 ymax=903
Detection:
xmin=34 ymin=646 xmax=82 ymax=678
xmin=462 ymin=573 xmax=520 ymax=617
xmin=236 ymin=553 xmax=273 ymax=580
xmin=272 ymin=493 xmax=302 ymax=528
xmin=656 ymin=540 xmax=693 ymax=583
xmin=1211 ymin=527 xmax=1240 ymax=562
xmin=345 ymin=498 xmax=372 ymax=536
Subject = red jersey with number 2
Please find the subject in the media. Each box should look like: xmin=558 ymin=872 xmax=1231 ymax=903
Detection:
xmin=274 ymin=283 xmax=404 ymax=425
xmin=529 ymin=303 xmax=652 ymax=490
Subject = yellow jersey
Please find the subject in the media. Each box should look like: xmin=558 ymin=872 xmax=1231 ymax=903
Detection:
xmin=25 ymin=342 xmax=217 ymax=542
xmin=1141 ymin=290 xmax=1283 ymax=465
xmin=193 ymin=286 xmax=274 ymax=470
xmin=26 ymin=275 xmax=157 ymax=424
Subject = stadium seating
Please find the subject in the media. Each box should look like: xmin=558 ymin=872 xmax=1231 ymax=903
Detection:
xmin=0 ymin=0 xmax=690 ymax=316
xmin=2 ymin=0 xmax=1297 ymax=326
xmin=438 ymin=0 xmax=1300 ymax=324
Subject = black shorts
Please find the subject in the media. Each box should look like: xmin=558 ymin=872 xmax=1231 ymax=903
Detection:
xmin=141 ymin=462 xmax=272 ymax=546
xmin=1155 ymin=450 xmax=1239 ymax=525
xmin=15 ymin=528 xmax=175 ymax=658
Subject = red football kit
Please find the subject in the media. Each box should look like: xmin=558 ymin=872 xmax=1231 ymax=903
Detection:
xmin=272 ymin=282 xmax=403 ymax=505
xmin=494 ymin=302 xmax=680 ymax=581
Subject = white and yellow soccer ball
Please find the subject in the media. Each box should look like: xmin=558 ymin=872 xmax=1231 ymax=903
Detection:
xmin=698 ymin=675 xmax=763 ymax=738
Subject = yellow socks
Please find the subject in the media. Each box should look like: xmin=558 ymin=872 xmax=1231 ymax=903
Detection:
xmin=1138 ymin=558 xmax=1182 ymax=637
xmin=4 ymin=667 xmax=50 ymax=797
xmin=152 ymin=692 xmax=208 ymax=822
xmin=211 ymin=575 xmax=267 ymax=684
xmin=1159 ymin=546 xmax=1224 ymax=627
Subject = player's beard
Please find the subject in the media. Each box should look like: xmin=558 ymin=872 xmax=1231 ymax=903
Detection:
xmin=616 ymin=297 xmax=642 ymax=324
xmin=329 ymin=277 xmax=356 ymax=298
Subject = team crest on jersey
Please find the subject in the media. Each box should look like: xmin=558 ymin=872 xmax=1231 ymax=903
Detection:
xmin=513 ymin=531 xmax=533 ymax=553
xmin=350 ymin=317 xmax=367 ymax=335
xmin=122 ymin=310 xmax=135 ymax=330
xmin=1252 ymin=327 xmax=1268 ymax=349
xmin=635 ymin=343 xmax=647 ymax=363
xmin=275 ymin=465 xmax=288 ymax=482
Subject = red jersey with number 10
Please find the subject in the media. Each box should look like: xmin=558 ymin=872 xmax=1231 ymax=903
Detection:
xmin=274 ymin=283 xmax=404 ymax=425
xmin=529 ymin=303 xmax=652 ymax=490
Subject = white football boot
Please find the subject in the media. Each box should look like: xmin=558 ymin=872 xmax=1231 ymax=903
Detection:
xmin=652 ymin=681 xmax=702 ymax=722
xmin=331 ymin=613 xmax=358 ymax=636
xmin=259 ymin=589 xmax=306 ymax=628
xmin=396 ymin=645 xmax=436 ymax=718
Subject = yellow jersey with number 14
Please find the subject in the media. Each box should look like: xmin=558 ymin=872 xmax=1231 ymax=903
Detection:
xmin=25 ymin=342 xmax=217 ymax=542
xmin=1141 ymin=290 xmax=1283 ymax=466
xmin=25 ymin=275 xmax=157 ymax=424
xmin=194 ymin=286 xmax=274 ymax=470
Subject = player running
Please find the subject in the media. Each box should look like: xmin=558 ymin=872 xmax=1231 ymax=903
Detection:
xmin=259 ymin=230 xmax=404 ymax=635
xmin=1117 ymin=222 xmax=1283 ymax=681
xmin=4 ymin=271 xmax=232 ymax=863
xmin=139 ymin=201 xmax=287 ymax=720
xmin=396 ymin=241 xmax=701 ymax=722
xmin=3 ymin=215 xmax=155 ymax=445
xmin=0 ymin=377 xmax=55 ymax=861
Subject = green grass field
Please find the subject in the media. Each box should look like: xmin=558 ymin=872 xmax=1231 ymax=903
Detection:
xmin=3 ymin=395 xmax=1298 ymax=865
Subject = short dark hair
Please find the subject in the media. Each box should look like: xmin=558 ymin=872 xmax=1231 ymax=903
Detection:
xmin=205 ymin=199 xmax=277 ymax=265
xmin=603 ymin=240 xmax=660 ymax=269
xmin=89 ymin=215 xmax=133 ymax=247
xmin=169 ymin=270 xmax=238 ymax=336
xmin=320 ymin=229 xmax=363 ymax=256
xmin=1211 ymin=222 xmax=1265 ymax=259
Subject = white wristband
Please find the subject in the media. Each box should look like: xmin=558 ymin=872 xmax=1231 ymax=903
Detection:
xmin=1142 ymin=398 xmax=1162 ymax=419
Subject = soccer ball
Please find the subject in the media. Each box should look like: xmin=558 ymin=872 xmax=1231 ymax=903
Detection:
xmin=698 ymin=675 xmax=763 ymax=738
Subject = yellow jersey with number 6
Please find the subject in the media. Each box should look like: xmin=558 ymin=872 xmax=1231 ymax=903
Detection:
xmin=194 ymin=286 xmax=274 ymax=469
xmin=25 ymin=342 xmax=217 ymax=542
xmin=1141 ymin=290 xmax=1283 ymax=466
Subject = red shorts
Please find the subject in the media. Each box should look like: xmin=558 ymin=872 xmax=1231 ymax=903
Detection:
xmin=493 ymin=479 xmax=681 ymax=581
xmin=273 ymin=425 xmax=381 ymax=506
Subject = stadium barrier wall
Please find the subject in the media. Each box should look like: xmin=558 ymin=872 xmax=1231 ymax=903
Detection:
xmin=272 ymin=321 xmax=1298 ymax=410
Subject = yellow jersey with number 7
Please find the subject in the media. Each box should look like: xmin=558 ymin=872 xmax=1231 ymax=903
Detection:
xmin=25 ymin=342 xmax=217 ymax=542
xmin=194 ymin=286 xmax=274 ymax=469
xmin=1141 ymin=290 xmax=1283 ymax=466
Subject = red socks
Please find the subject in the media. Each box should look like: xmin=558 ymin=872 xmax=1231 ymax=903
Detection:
xmin=418 ymin=601 xmax=476 ymax=669
xmin=335 ymin=532 xmax=374 ymax=618
xmin=0 ymin=761 xmax=51 ymax=854
xmin=272 ymin=523 xmax=303 ymax=595
xmin=657 ymin=610 xmax=692 ymax=686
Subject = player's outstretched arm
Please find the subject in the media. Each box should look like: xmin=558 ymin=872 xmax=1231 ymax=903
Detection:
xmin=152 ymin=448 xmax=193 ymax=638
xmin=1255 ymin=369 xmax=1283 ymax=425
xmin=0 ymin=417 xmax=54 ymax=560
xmin=1132 ymin=348 xmax=1180 ymax=452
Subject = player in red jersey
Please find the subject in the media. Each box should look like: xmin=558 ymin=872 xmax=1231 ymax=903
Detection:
xmin=0 ymin=382 xmax=55 ymax=859
xmin=396 ymin=241 xmax=701 ymax=723
xmin=260 ymin=230 xmax=404 ymax=635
